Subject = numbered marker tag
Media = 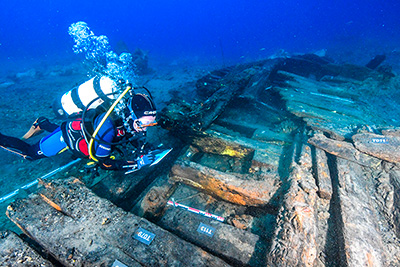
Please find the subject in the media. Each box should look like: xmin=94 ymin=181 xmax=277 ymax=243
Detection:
xmin=112 ymin=259 xmax=128 ymax=267
xmin=133 ymin=227 xmax=156 ymax=245
xmin=371 ymin=138 xmax=389 ymax=144
xmin=197 ymin=222 xmax=215 ymax=237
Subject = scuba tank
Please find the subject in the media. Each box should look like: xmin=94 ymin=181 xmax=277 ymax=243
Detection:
xmin=53 ymin=76 xmax=118 ymax=118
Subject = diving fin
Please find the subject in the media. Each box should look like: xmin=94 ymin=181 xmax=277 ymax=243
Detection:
xmin=21 ymin=119 xmax=44 ymax=140
xmin=22 ymin=117 xmax=58 ymax=140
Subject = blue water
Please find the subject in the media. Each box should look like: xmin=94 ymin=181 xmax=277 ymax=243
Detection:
xmin=1 ymin=0 xmax=400 ymax=68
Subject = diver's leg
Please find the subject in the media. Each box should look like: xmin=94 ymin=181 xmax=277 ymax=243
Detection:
xmin=36 ymin=117 xmax=59 ymax=132
xmin=0 ymin=132 xmax=45 ymax=160
xmin=39 ymin=128 xmax=67 ymax=157
xmin=22 ymin=117 xmax=59 ymax=140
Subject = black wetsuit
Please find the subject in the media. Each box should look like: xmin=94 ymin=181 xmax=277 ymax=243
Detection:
xmin=0 ymin=114 xmax=147 ymax=170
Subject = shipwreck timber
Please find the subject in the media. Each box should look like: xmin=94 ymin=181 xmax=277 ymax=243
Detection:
xmin=3 ymin=54 xmax=400 ymax=266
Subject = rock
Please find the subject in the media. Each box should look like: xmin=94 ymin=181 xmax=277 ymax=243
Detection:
xmin=15 ymin=69 xmax=37 ymax=80
xmin=0 ymin=81 xmax=15 ymax=89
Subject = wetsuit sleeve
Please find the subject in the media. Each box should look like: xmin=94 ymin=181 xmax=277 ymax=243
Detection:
xmin=97 ymin=132 xmax=149 ymax=171
xmin=98 ymin=158 xmax=134 ymax=170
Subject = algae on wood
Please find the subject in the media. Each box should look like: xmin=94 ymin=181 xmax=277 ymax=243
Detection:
xmin=6 ymin=178 xmax=230 ymax=267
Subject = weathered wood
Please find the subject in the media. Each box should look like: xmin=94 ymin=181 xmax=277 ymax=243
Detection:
xmin=284 ymin=99 xmax=365 ymax=125
xmin=132 ymin=174 xmax=178 ymax=221
xmin=304 ymin=117 xmax=353 ymax=140
xmin=315 ymin=148 xmax=333 ymax=200
xmin=298 ymin=143 xmax=313 ymax=170
xmin=352 ymin=132 xmax=400 ymax=163
xmin=215 ymin=118 xmax=293 ymax=143
xmin=388 ymin=168 xmax=400 ymax=240
xmin=369 ymin=164 xmax=400 ymax=265
xmin=159 ymin=205 xmax=266 ymax=266
xmin=0 ymin=230 xmax=54 ymax=266
xmin=160 ymin=64 xmax=255 ymax=135
xmin=308 ymin=133 xmax=381 ymax=168
xmin=268 ymin=144 xmax=319 ymax=266
xmin=170 ymin=160 xmax=281 ymax=207
xmin=278 ymin=70 xmax=361 ymax=99
xmin=279 ymin=81 xmax=359 ymax=110
xmin=6 ymin=178 xmax=230 ymax=267
xmin=335 ymin=158 xmax=387 ymax=266
xmin=194 ymin=130 xmax=286 ymax=165
xmin=192 ymin=132 xmax=255 ymax=159
xmin=382 ymin=128 xmax=400 ymax=137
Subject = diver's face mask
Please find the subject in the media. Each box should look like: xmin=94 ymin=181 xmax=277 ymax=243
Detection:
xmin=122 ymin=93 xmax=157 ymax=134
xmin=133 ymin=115 xmax=157 ymax=132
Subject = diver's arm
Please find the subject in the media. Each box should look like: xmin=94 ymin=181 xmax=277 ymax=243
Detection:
xmin=98 ymin=157 xmax=133 ymax=170
xmin=99 ymin=135 xmax=156 ymax=171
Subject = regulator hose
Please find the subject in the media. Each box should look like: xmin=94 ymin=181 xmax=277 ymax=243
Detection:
xmin=88 ymin=84 xmax=132 ymax=162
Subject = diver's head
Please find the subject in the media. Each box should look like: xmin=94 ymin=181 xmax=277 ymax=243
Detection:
xmin=128 ymin=93 xmax=157 ymax=132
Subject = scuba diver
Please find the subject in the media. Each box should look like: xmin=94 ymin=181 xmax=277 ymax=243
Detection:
xmin=0 ymin=86 xmax=168 ymax=174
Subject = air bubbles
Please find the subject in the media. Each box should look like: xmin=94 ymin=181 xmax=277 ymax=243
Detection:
xmin=68 ymin=21 xmax=136 ymax=83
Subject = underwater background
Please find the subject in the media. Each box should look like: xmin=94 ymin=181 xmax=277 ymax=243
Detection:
xmin=1 ymin=0 xmax=400 ymax=71
xmin=1 ymin=0 xmax=400 ymax=232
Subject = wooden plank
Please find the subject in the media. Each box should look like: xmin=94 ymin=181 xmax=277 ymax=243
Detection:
xmin=280 ymin=90 xmax=367 ymax=122
xmin=170 ymin=160 xmax=281 ymax=207
xmin=159 ymin=63 xmax=255 ymax=135
xmin=336 ymin=158 xmax=387 ymax=266
xmin=192 ymin=132 xmax=255 ymax=159
xmin=0 ymin=230 xmax=54 ymax=266
xmin=308 ymin=133 xmax=381 ymax=168
xmin=6 ymin=178 xmax=230 ymax=267
xmin=304 ymin=117 xmax=354 ymax=140
xmin=159 ymin=204 xmax=266 ymax=266
xmin=285 ymin=99 xmax=365 ymax=125
xmin=192 ymin=129 xmax=287 ymax=171
xmin=268 ymin=144 xmax=319 ymax=266
xmin=132 ymin=174 xmax=178 ymax=221
xmin=215 ymin=118 xmax=293 ymax=143
xmin=352 ymin=132 xmax=400 ymax=163
xmin=278 ymin=70 xmax=361 ymax=99
xmin=315 ymin=148 xmax=333 ymax=200
xmin=196 ymin=129 xmax=286 ymax=156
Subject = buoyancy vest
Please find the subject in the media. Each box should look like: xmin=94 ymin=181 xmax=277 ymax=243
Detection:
xmin=61 ymin=110 xmax=129 ymax=159
xmin=61 ymin=115 xmax=92 ymax=158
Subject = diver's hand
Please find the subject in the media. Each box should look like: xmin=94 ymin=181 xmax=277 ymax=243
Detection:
xmin=122 ymin=161 xmax=138 ymax=174
xmin=137 ymin=153 xmax=155 ymax=169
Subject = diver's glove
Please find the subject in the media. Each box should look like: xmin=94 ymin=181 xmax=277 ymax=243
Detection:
xmin=122 ymin=152 xmax=155 ymax=174
xmin=136 ymin=153 xmax=155 ymax=169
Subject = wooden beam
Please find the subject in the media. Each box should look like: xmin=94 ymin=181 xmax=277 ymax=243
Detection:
xmin=6 ymin=178 xmax=229 ymax=267
xmin=170 ymin=160 xmax=281 ymax=207
xmin=308 ymin=133 xmax=381 ymax=168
